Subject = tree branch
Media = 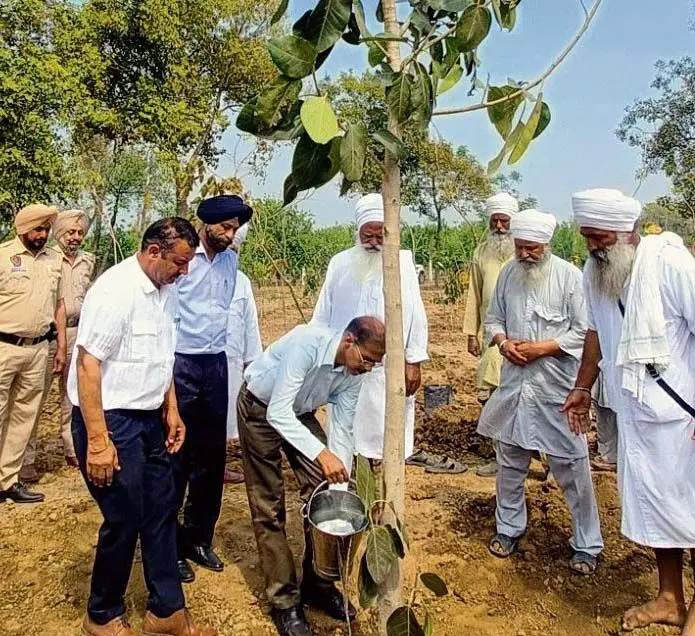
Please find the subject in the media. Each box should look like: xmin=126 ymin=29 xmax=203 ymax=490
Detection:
xmin=432 ymin=0 xmax=603 ymax=117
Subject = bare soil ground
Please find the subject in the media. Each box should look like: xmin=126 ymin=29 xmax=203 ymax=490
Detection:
xmin=0 ymin=286 xmax=688 ymax=636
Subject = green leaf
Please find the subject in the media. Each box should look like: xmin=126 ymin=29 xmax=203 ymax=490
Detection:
xmin=437 ymin=64 xmax=463 ymax=96
xmin=373 ymin=129 xmax=406 ymax=158
xmin=411 ymin=62 xmax=433 ymax=130
xmin=376 ymin=0 xmax=384 ymax=22
xmin=256 ymin=76 xmax=302 ymax=126
xmin=353 ymin=0 xmax=371 ymax=38
xmin=343 ymin=13 xmax=361 ymax=45
xmin=456 ymin=5 xmax=491 ymax=52
xmin=293 ymin=10 xmax=313 ymax=35
xmin=340 ymin=176 xmax=352 ymax=197
xmin=291 ymin=134 xmax=335 ymax=190
xmin=425 ymin=0 xmax=471 ymax=10
xmin=420 ymin=572 xmax=449 ymax=596
xmin=386 ymin=72 xmax=412 ymax=123
xmin=283 ymin=174 xmax=298 ymax=206
xmin=431 ymin=40 xmax=444 ymax=64
xmin=424 ymin=612 xmax=434 ymax=636
xmin=387 ymin=501 xmax=410 ymax=549
xmin=487 ymin=119 xmax=523 ymax=174
xmin=442 ymin=38 xmax=461 ymax=74
xmin=358 ymin=553 xmax=378 ymax=609
xmin=387 ymin=524 xmax=405 ymax=558
xmin=236 ymin=98 xmax=304 ymax=141
xmin=366 ymin=526 xmax=397 ymax=585
xmin=341 ymin=123 xmax=368 ymax=185
xmin=368 ymin=43 xmax=386 ymax=67
xmin=486 ymin=85 xmax=523 ymax=139
xmin=271 ymin=0 xmax=289 ymax=25
xmin=300 ymin=96 xmax=339 ymax=145
xmin=500 ymin=1 xmax=517 ymax=30
xmin=509 ymin=91 xmax=545 ymax=164
xmin=267 ymin=35 xmax=317 ymax=79
xmin=386 ymin=607 xmax=426 ymax=636
xmin=410 ymin=8 xmax=432 ymax=35
xmin=305 ymin=0 xmax=352 ymax=53
xmin=362 ymin=32 xmax=408 ymax=42
xmin=532 ymin=101 xmax=551 ymax=139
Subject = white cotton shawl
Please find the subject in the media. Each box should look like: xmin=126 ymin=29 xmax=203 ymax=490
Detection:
xmin=616 ymin=232 xmax=685 ymax=401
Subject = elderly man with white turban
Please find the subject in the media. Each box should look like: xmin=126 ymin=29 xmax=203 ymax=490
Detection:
xmin=223 ymin=223 xmax=263 ymax=485
xmin=312 ymin=194 xmax=439 ymax=469
xmin=563 ymin=188 xmax=695 ymax=633
xmin=21 ymin=209 xmax=95 ymax=483
xmin=478 ymin=209 xmax=604 ymax=573
xmin=463 ymin=192 xmax=518 ymax=477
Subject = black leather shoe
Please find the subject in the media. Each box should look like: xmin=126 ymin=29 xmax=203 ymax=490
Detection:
xmin=0 ymin=483 xmax=45 ymax=504
xmin=177 ymin=559 xmax=195 ymax=583
xmin=270 ymin=606 xmax=313 ymax=636
xmin=301 ymin=582 xmax=356 ymax=622
xmin=184 ymin=543 xmax=224 ymax=572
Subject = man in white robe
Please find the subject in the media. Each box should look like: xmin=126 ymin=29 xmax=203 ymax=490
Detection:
xmin=478 ymin=209 xmax=603 ymax=573
xmin=311 ymin=194 xmax=431 ymax=464
xmin=224 ymin=224 xmax=263 ymax=484
xmin=563 ymin=188 xmax=695 ymax=633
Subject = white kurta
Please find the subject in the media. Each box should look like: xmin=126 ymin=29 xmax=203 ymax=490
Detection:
xmin=226 ymin=271 xmax=263 ymax=440
xmin=585 ymin=244 xmax=695 ymax=547
xmin=311 ymin=247 xmax=429 ymax=459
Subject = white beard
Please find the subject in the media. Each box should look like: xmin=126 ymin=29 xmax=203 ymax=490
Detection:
xmin=482 ymin=232 xmax=514 ymax=262
xmin=586 ymin=237 xmax=636 ymax=301
xmin=349 ymin=244 xmax=383 ymax=284
xmin=517 ymin=250 xmax=551 ymax=288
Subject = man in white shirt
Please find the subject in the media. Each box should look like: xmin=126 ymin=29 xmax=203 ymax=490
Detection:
xmin=311 ymin=194 xmax=431 ymax=466
xmin=238 ymin=317 xmax=385 ymax=636
xmin=68 ymin=218 xmax=215 ymax=636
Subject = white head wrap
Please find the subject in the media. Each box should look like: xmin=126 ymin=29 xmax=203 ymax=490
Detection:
xmin=511 ymin=209 xmax=557 ymax=244
xmin=571 ymin=188 xmax=641 ymax=232
xmin=232 ymin=223 xmax=249 ymax=248
xmin=355 ymin=193 xmax=384 ymax=230
xmin=485 ymin=192 xmax=519 ymax=218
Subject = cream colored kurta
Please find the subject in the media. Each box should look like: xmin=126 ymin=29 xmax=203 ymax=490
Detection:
xmin=463 ymin=241 xmax=513 ymax=392
xmin=311 ymin=247 xmax=429 ymax=460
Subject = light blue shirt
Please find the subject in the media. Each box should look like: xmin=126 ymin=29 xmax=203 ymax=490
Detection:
xmin=172 ymin=244 xmax=238 ymax=355
xmin=244 ymin=324 xmax=362 ymax=471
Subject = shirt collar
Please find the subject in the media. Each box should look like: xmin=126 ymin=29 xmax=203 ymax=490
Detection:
xmin=131 ymin=254 xmax=158 ymax=296
xmin=322 ymin=330 xmax=345 ymax=372
xmin=11 ymin=235 xmax=47 ymax=258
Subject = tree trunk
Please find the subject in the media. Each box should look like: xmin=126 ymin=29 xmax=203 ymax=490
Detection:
xmin=378 ymin=0 xmax=406 ymax=632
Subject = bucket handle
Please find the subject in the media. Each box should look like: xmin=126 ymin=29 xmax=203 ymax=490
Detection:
xmin=307 ymin=479 xmax=358 ymax=517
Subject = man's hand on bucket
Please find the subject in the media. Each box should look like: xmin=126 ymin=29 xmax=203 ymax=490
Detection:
xmin=317 ymin=449 xmax=349 ymax=484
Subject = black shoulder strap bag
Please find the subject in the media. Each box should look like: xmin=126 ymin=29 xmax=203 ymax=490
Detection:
xmin=617 ymin=299 xmax=695 ymax=418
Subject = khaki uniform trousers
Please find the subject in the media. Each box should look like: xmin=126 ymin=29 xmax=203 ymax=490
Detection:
xmin=24 ymin=326 xmax=78 ymax=465
xmin=237 ymin=383 xmax=331 ymax=610
xmin=0 ymin=340 xmax=49 ymax=489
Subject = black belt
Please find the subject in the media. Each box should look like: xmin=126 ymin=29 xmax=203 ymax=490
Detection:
xmin=0 ymin=331 xmax=50 ymax=347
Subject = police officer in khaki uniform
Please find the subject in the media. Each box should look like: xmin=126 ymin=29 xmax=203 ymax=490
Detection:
xmin=21 ymin=210 xmax=95 ymax=482
xmin=0 ymin=204 xmax=67 ymax=503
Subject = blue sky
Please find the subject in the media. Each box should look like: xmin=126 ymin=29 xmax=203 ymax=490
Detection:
xmin=219 ymin=0 xmax=694 ymax=226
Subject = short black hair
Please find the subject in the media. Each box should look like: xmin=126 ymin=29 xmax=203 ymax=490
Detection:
xmin=141 ymin=217 xmax=199 ymax=253
xmin=345 ymin=316 xmax=386 ymax=351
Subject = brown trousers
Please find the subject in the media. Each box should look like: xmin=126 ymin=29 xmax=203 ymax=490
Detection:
xmin=237 ymin=383 xmax=331 ymax=610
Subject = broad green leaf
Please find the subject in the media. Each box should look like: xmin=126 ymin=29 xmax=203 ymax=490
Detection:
xmin=368 ymin=43 xmax=386 ymax=67
xmin=362 ymin=32 xmax=408 ymax=43
xmin=491 ymin=0 xmax=503 ymax=28
xmin=291 ymin=134 xmax=334 ymax=190
xmin=283 ymin=174 xmax=298 ymax=206
xmin=532 ymin=101 xmax=551 ymax=139
xmin=425 ymin=0 xmax=471 ymax=10
xmin=300 ymin=96 xmax=339 ymax=144
xmin=386 ymin=607 xmax=426 ymax=636
xmin=356 ymin=454 xmax=376 ymax=512
xmin=366 ymin=526 xmax=397 ymax=585
xmin=236 ymin=98 xmax=304 ymax=141
xmin=424 ymin=612 xmax=434 ymax=636
xmin=386 ymin=72 xmax=412 ymax=123
xmin=341 ymin=123 xmax=368 ymax=184
xmin=431 ymin=40 xmax=444 ymax=64
xmin=486 ymin=85 xmax=523 ymax=139
xmin=463 ymin=50 xmax=477 ymax=76
xmin=376 ymin=0 xmax=384 ymax=22
xmin=411 ymin=62 xmax=433 ymax=130
xmin=487 ymin=119 xmax=523 ymax=174
xmin=456 ymin=5 xmax=491 ymax=52
xmin=410 ymin=8 xmax=432 ymax=35
xmin=420 ymin=572 xmax=449 ymax=596
xmin=442 ymin=38 xmax=460 ymax=74
xmin=293 ymin=10 xmax=312 ymax=36
xmin=270 ymin=0 xmax=289 ymax=25
xmin=256 ymin=76 xmax=302 ymax=126
xmin=305 ymin=0 xmax=352 ymax=53
xmin=437 ymin=64 xmax=463 ymax=96
xmin=267 ymin=35 xmax=317 ymax=79
xmin=343 ymin=13 xmax=361 ymax=45
xmin=340 ymin=176 xmax=352 ymax=197
xmin=327 ymin=136 xmax=342 ymax=180
xmin=358 ymin=554 xmax=378 ymax=608
xmin=387 ymin=501 xmax=410 ymax=549
xmin=353 ymin=0 xmax=371 ymax=38
xmin=500 ymin=2 xmax=517 ymax=30
xmin=373 ymin=129 xmax=406 ymax=158
xmin=387 ymin=524 xmax=405 ymax=558
xmin=509 ymin=91 xmax=545 ymax=164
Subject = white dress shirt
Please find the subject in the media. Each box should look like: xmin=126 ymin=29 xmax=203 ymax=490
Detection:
xmin=244 ymin=324 xmax=362 ymax=471
xmin=67 ymin=255 xmax=176 ymax=411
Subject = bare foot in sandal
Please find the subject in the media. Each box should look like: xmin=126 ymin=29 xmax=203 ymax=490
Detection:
xmin=622 ymin=595 xmax=687 ymax=632
xmin=569 ymin=551 xmax=597 ymax=575
xmin=488 ymin=533 xmax=519 ymax=558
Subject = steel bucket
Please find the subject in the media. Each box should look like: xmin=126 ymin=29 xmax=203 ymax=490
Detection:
xmin=306 ymin=480 xmax=369 ymax=581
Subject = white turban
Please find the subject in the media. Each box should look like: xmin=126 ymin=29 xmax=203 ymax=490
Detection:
xmin=511 ymin=209 xmax=557 ymax=244
xmin=54 ymin=209 xmax=90 ymax=242
xmin=485 ymin=192 xmax=519 ymax=218
xmin=355 ymin=193 xmax=384 ymax=229
xmin=571 ymin=188 xmax=641 ymax=232
xmin=232 ymin=223 xmax=249 ymax=248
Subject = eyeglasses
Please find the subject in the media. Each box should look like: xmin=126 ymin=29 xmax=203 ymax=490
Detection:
xmin=355 ymin=344 xmax=383 ymax=370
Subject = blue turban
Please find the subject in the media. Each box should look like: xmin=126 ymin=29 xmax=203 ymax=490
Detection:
xmin=197 ymin=195 xmax=253 ymax=226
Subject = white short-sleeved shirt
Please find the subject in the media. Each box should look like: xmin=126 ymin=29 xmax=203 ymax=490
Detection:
xmin=67 ymin=255 xmax=176 ymax=411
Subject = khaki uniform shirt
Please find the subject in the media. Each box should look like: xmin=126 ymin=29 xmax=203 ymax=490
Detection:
xmin=462 ymin=241 xmax=513 ymax=391
xmin=51 ymin=248 xmax=95 ymax=325
xmin=0 ymin=236 xmax=64 ymax=338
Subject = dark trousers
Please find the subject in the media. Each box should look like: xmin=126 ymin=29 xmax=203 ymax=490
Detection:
xmin=172 ymin=352 xmax=228 ymax=550
xmin=237 ymin=383 xmax=331 ymax=610
xmin=72 ymin=407 xmax=185 ymax=625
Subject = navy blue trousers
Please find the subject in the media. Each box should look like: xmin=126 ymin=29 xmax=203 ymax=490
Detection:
xmin=172 ymin=352 xmax=228 ymax=551
xmin=72 ymin=407 xmax=185 ymax=625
